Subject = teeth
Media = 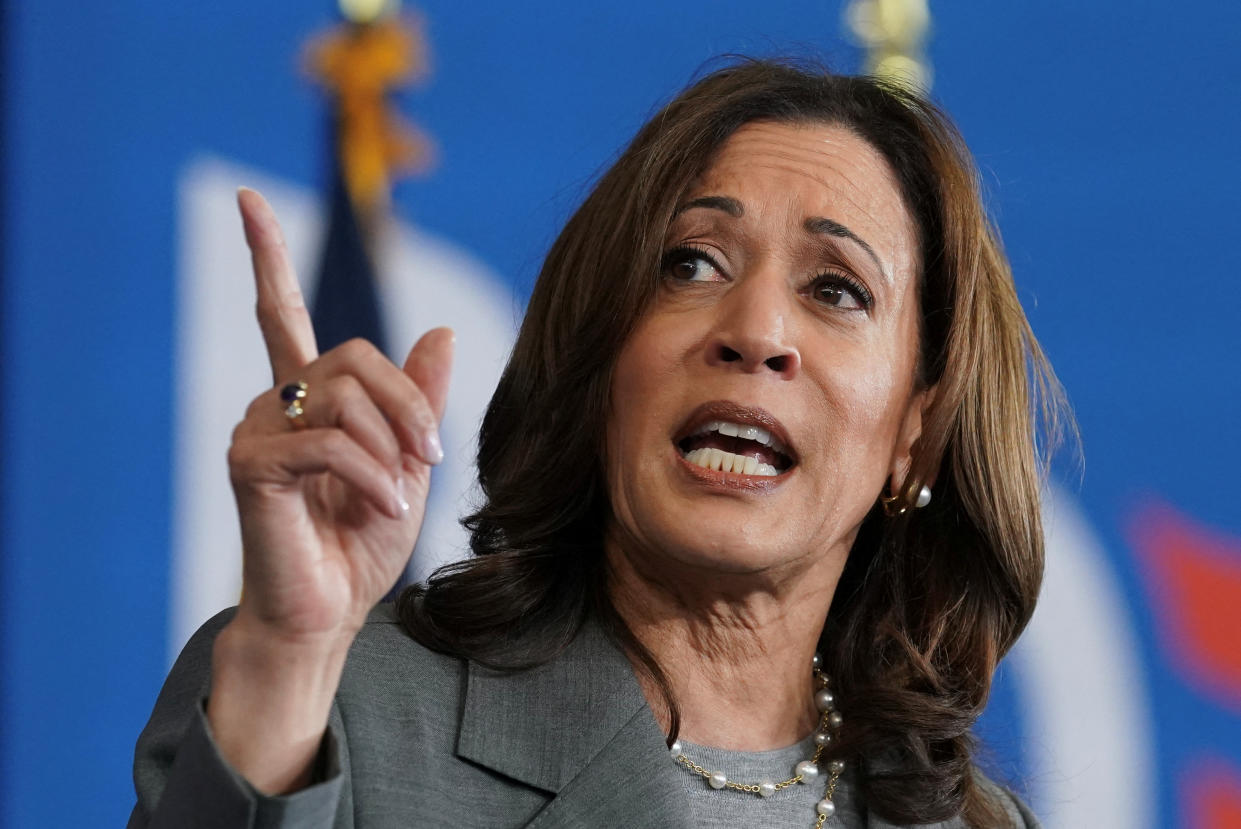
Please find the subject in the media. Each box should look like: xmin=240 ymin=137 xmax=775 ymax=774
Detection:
xmin=691 ymin=419 xmax=784 ymax=454
xmin=683 ymin=447 xmax=778 ymax=477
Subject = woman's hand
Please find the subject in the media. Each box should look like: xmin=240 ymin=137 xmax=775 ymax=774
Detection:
xmin=207 ymin=188 xmax=453 ymax=794
xmin=227 ymin=188 xmax=452 ymax=647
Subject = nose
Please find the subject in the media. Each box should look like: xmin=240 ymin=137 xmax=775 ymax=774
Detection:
xmin=704 ymin=273 xmax=801 ymax=379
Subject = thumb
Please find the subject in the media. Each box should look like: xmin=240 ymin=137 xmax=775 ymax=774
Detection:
xmin=403 ymin=327 xmax=455 ymax=424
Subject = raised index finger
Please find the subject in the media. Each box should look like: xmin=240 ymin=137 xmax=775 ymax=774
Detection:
xmin=237 ymin=187 xmax=319 ymax=382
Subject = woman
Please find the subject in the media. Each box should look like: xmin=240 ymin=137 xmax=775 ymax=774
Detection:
xmin=132 ymin=59 xmax=1060 ymax=828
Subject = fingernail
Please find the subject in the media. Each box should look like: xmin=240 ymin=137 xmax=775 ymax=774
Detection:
xmin=420 ymin=430 xmax=444 ymax=465
xmin=394 ymin=476 xmax=410 ymax=513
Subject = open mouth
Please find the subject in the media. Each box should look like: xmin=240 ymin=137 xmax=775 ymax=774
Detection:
xmin=674 ymin=404 xmax=795 ymax=478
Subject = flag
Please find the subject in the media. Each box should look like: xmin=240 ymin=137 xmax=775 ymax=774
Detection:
xmin=309 ymin=141 xmax=388 ymax=355
xmin=304 ymin=6 xmax=432 ymax=354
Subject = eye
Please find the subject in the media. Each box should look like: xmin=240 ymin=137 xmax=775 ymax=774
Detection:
xmin=661 ymin=245 xmax=726 ymax=283
xmin=809 ymin=271 xmax=873 ymax=311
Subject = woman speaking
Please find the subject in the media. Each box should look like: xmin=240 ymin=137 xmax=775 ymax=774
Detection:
xmin=131 ymin=59 xmax=1058 ymax=828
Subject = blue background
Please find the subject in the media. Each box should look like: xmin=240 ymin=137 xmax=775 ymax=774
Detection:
xmin=4 ymin=2 xmax=1240 ymax=825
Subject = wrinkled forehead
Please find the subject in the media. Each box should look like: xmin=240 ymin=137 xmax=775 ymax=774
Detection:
xmin=681 ymin=121 xmax=919 ymax=279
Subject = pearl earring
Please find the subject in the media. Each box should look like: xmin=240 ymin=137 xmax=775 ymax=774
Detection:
xmin=914 ymin=484 xmax=932 ymax=509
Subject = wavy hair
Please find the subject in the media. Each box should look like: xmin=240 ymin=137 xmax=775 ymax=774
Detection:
xmin=398 ymin=58 xmax=1067 ymax=827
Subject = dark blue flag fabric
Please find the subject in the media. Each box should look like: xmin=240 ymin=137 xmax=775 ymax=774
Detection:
xmin=309 ymin=128 xmax=388 ymax=357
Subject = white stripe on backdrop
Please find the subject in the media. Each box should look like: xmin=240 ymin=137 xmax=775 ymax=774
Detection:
xmin=1011 ymin=486 xmax=1156 ymax=827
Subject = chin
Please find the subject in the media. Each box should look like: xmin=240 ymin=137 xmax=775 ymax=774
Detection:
xmin=637 ymin=500 xmax=806 ymax=576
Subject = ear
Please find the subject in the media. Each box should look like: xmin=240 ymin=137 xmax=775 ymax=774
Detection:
xmin=888 ymin=383 xmax=938 ymax=497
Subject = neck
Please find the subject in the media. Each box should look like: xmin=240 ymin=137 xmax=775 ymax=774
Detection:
xmin=605 ymin=535 xmax=848 ymax=752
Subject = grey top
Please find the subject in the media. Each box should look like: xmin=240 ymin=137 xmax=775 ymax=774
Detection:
xmin=676 ymin=736 xmax=866 ymax=828
xmin=129 ymin=604 xmax=1039 ymax=829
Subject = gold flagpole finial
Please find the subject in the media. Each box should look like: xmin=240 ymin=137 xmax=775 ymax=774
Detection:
xmin=339 ymin=0 xmax=396 ymax=25
xmin=844 ymin=0 xmax=933 ymax=92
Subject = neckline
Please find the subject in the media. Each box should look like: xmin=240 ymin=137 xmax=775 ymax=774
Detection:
xmin=677 ymin=733 xmax=819 ymax=761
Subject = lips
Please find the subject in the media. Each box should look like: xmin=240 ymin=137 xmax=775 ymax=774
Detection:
xmin=673 ymin=401 xmax=797 ymax=478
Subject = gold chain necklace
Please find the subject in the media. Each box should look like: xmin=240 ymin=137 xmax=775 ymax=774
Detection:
xmin=669 ymin=654 xmax=846 ymax=827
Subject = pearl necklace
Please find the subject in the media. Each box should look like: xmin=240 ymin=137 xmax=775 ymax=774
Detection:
xmin=669 ymin=653 xmax=845 ymax=827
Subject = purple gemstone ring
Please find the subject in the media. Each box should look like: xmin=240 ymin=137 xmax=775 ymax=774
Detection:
xmin=279 ymin=380 xmax=309 ymax=428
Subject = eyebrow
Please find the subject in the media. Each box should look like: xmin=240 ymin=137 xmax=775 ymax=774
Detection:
xmin=804 ymin=216 xmax=886 ymax=278
xmin=672 ymin=195 xmax=743 ymax=218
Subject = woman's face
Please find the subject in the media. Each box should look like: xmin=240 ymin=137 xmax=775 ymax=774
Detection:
xmin=605 ymin=121 xmax=929 ymax=580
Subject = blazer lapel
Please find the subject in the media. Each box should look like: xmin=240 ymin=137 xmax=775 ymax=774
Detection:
xmin=456 ymin=618 xmax=690 ymax=828
xmin=524 ymin=704 xmax=689 ymax=829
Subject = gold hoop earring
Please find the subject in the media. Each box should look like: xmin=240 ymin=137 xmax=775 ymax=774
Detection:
xmin=880 ymin=491 xmax=908 ymax=517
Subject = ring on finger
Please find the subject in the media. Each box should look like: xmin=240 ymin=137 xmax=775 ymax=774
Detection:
xmin=279 ymin=380 xmax=309 ymax=429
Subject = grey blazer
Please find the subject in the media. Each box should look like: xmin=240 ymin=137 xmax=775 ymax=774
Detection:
xmin=130 ymin=604 xmax=1038 ymax=829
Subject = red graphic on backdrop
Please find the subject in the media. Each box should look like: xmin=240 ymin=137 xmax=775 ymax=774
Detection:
xmin=1182 ymin=759 xmax=1241 ymax=829
xmin=1131 ymin=502 xmax=1241 ymax=712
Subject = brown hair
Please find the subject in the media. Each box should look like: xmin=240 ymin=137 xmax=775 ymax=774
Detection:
xmin=398 ymin=57 xmax=1067 ymax=826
